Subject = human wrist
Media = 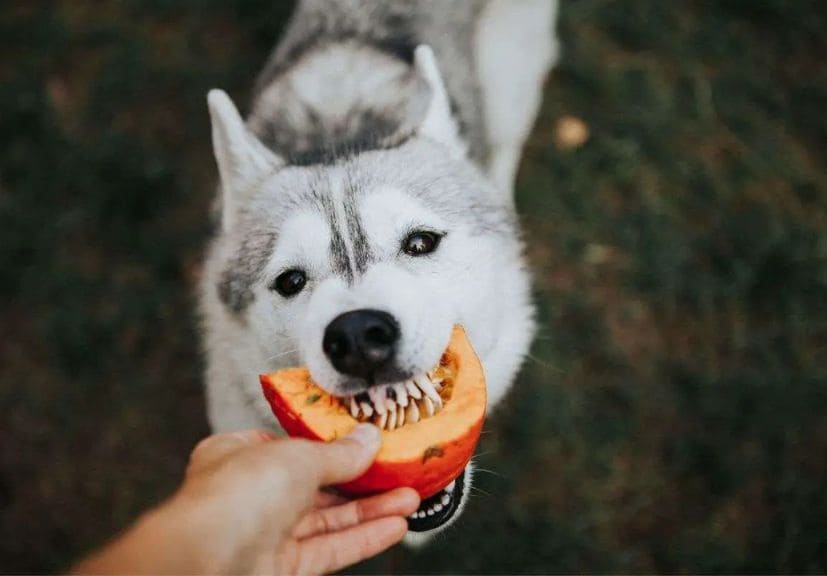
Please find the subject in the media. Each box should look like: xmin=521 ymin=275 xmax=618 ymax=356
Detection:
xmin=152 ymin=487 xmax=246 ymax=574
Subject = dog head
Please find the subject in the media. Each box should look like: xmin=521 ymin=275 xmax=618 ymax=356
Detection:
xmin=205 ymin=47 xmax=531 ymax=535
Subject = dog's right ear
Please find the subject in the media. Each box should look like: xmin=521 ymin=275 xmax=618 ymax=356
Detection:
xmin=414 ymin=45 xmax=467 ymax=158
xmin=207 ymin=89 xmax=283 ymax=231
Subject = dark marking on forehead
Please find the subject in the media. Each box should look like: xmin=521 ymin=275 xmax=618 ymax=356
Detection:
xmin=318 ymin=194 xmax=354 ymax=284
xmin=217 ymin=230 xmax=276 ymax=314
xmin=255 ymin=106 xmax=416 ymax=168
xmin=344 ymin=174 xmax=372 ymax=274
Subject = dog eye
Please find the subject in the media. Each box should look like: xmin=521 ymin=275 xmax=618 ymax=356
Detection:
xmin=271 ymin=269 xmax=306 ymax=297
xmin=402 ymin=231 xmax=442 ymax=256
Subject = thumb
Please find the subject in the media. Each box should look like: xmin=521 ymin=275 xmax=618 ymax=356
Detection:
xmin=314 ymin=424 xmax=382 ymax=485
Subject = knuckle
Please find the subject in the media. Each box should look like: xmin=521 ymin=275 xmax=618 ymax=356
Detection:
xmin=187 ymin=435 xmax=226 ymax=471
xmin=318 ymin=511 xmax=334 ymax=534
xmin=190 ymin=435 xmax=217 ymax=459
xmin=354 ymin=498 xmax=368 ymax=524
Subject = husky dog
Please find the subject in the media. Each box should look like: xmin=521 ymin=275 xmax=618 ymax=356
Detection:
xmin=201 ymin=0 xmax=558 ymax=537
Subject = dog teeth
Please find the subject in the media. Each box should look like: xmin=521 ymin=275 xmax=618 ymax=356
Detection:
xmin=427 ymin=371 xmax=444 ymax=390
xmin=368 ymin=388 xmax=387 ymax=416
xmin=445 ymin=480 xmax=456 ymax=492
xmin=409 ymin=490 xmax=452 ymax=522
xmin=393 ymin=383 xmax=409 ymax=406
xmin=422 ymin=395 xmax=435 ymax=417
xmin=396 ymin=404 xmax=405 ymax=427
xmin=390 ymin=401 xmax=401 ymax=430
xmin=405 ymin=380 xmax=423 ymax=399
xmin=384 ymin=395 xmax=396 ymax=413
xmin=415 ymin=375 xmax=442 ymax=408
xmin=348 ymin=375 xmax=445 ymax=430
xmin=406 ymin=401 xmax=420 ymax=423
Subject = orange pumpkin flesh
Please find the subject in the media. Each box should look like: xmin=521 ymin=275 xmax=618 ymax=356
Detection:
xmin=260 ymin=325 xmax=486 ymax=499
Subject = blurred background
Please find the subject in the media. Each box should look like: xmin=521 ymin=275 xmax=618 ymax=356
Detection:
xmin=2 ymin=1 xmax=826 ymax=572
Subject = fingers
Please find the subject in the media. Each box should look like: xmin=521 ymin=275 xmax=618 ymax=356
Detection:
xmin=309 ymin=424 xmax=382 ymax=485
xmin=187 ymin=429 xmax=276 ymax=476
xmin=313 ymin=490 xmax=347 ymax=509
xmin=293 ymin=487 xmax=420 ymax=539
xmin=317 ymin=424 xmax=382 ymax=484
xmin=294 ymin=516 xmax=409 ymax=575
xmin=201 ymin=424 xmax=379 ymax=491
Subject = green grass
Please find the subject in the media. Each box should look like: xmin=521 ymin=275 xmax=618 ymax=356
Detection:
xmin=1 ymin=1 xmax=826 ymax=572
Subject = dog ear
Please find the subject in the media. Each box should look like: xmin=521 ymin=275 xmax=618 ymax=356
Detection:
xmin=207 ymin=89 xmax=283 ymax=231
xmin=414 ymin=45 xmax=467 ymax=158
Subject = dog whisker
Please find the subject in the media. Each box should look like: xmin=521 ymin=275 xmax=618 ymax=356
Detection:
xmin=469 ymin=466 xmax=503 ymax=478
xmin=468 ymin=485 xmax=492 ymax=497
xmin=264 ymin=348 xmax=300 ymax=363
xmin=525 ymin=353 xmax=564 ymax=373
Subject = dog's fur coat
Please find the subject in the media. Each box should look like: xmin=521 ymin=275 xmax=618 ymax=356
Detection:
xmin=201 ymin=0 xmax=558 ymax=536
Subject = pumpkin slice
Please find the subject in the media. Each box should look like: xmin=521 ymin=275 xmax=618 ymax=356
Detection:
xmin=260 ymin=325 xmax=486 ymax=499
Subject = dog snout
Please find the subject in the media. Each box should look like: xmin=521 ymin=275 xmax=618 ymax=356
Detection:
xmin=322 ymin=309 xmax=400 ymax=380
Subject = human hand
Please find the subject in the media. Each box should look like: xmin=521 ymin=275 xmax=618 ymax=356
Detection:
xmin=182 ymin=425 xmax=420 ymax=574
xmin=73 ymin=424 xmax=420 ymax=575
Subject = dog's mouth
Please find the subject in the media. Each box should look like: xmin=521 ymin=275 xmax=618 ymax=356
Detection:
xmin=338 ymin=356 xmax=454 ymax=430
xmin=331 ymin=347 xmax=467 ymax=532
xmin=407 ymin=469 xmax=465 ymax=532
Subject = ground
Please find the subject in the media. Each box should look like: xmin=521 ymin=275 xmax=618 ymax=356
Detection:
xmin=1 ymin=1 xmax=826 ymax=572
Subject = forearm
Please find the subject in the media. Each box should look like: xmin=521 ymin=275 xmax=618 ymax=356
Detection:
xmin=71 ymin=495 xmax=227 ymax=575
xmin=71 ymin=427 xmax=386 ymax=575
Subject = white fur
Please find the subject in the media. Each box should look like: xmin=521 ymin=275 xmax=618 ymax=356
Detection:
xmin=302 ymin=260 xmax=455 ymax=396
xmin=202 ymin=0 xmax=558 ymax=540
xmin=476 ymin=0 xmax=559 ymax=196
xmin=251 ymin=41 xmax=414 ymax=134
xmin=207 ymin=89 xmax=282 ymax=231
xmin=414 ymin=45 xmax=467 ymax=158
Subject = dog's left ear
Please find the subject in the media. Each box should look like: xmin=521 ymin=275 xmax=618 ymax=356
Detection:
xmin=207 ymin=89 xmax=283 ymax=231
xmin=414 ymin=45 xmax=467 ymax=158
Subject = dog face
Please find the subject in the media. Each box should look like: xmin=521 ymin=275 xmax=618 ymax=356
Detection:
xmin=265 ymin=146 xmax=513 ymax=397
xmin=205 ymin=48 xmax=532 ymax=535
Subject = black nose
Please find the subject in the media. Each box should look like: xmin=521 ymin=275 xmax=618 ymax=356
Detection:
xmin=323 ymin=309 xmax=400 ymax=380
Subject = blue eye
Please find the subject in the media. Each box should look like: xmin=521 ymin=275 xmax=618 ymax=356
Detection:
xmin=403 ymin=231 xmax=442 ymax=256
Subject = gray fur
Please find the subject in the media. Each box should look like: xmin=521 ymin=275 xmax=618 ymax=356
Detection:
xmin=249 ymin=0 xmax=489 ymax=165
xmin=343 ymin=170 xmax=372 ymax=273
xmin=217 ymin=229 xmax=276 ymax=313
xmin=212 ymin=168 xmax=319 ymax=314
xmin=202 ymin=0 xmax=559 ymax=541
xmin=212 ymin=136 xmax=515 ymax=315
xmin=319 ymin=192 xmax=354 ymax=283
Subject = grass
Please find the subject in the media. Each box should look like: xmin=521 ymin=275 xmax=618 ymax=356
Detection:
xmin=1 ymin=0 xmax=826 ymax=572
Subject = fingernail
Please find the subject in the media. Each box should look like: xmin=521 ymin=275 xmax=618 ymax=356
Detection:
xmin=348 ymin=423 xmax=380 ymax=450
